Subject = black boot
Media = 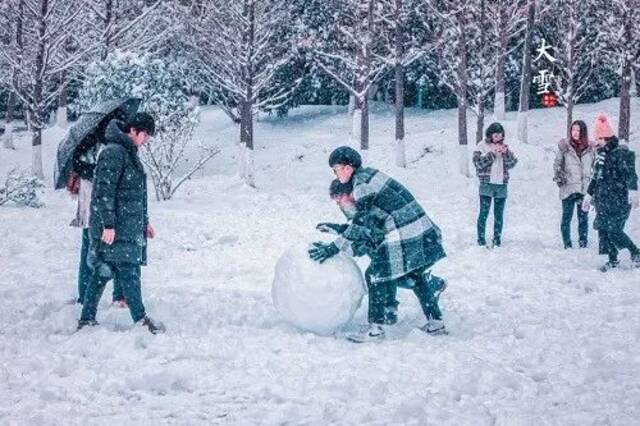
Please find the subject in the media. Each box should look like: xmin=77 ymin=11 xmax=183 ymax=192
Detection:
xmin=140 ymin=316 xmax=165 ymax=334
xmin=564 ymin=241 xmax=573 ymax=249
xmin=493 ymin=236 xmax=501 ymax=247
xmin=77 ymin=319 xmax=99 ymax=331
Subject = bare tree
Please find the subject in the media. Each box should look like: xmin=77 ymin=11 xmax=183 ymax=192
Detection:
xmin=489 ymin=0 xmax=528 ymax=121
xmin=186 ymin=0 xmax=295 ymax=187
xmin=423 ymin=0 xmax=476 ymax=176
xmin=546 ymin=0 xmax=600 ymax=136
xmin=376 ymin=0 xmax=423 ymax=166
xmin=596 ymin=0 xmax=640 ymax=142
xmin=312 ymin=0 xmax=390 ymax=150
xmin=0 ymin=0 xmax=23 ymax=150
xmin=517 ymin=0 xmax=537 ymax=143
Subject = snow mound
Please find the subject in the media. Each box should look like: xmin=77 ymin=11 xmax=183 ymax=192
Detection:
xmin=272 ymin=244 xmax=365 ymax=335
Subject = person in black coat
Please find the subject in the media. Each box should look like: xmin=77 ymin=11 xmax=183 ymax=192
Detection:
xmin=78 ymin=113 xmax=164 ymax=334
xmin=582 ymin=114 xmax=640 ymax=271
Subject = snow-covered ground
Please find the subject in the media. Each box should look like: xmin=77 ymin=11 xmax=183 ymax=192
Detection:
xmin=1 ymin=99 xmax=640 ymax=425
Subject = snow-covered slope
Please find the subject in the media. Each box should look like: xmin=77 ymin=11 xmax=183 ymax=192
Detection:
xmin=1 ymin=99 xmax=639 ymax=424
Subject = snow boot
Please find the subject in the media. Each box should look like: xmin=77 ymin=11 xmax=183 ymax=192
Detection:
xmin=599 ymin=260 xmax=620 ymax=272
xmin=139 ymin=316 xmax=165 ymax=335
xmin=77 ymin=319 xmax=99 ymax=331
xmin=346 ymin=324 xmax=385 ymax=343
xmin=419 ymin=319 xmax=447 ymax=335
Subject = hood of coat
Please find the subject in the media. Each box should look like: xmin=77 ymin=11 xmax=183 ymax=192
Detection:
xmin=105 ymin=119 xmax=136 ymax=153
xmin=558 ymin=138 xmax=596 ymax=154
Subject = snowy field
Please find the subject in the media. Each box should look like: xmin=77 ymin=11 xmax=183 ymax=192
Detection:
xmin=1 ymin=99 xmax=640 ymax=425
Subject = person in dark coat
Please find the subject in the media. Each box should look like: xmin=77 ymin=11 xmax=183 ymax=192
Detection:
xmin=69 ymin=114 xmax=125 ymax=306
xmin=472 ymin=123 xmax=518 ymax=247
xmin=310 ymin=147 xmax=448 ymax=342
xmin=78 ymin=113 xmax=164 ymax=334
xmin=582 ymin=113 xmax=640 ymax=272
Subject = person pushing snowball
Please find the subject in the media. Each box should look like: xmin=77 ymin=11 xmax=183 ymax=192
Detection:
xmin=309 ymin=146 xmax=448 ymax=342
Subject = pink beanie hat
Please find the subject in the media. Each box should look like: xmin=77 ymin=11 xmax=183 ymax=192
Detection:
xmin=593 ymin=113 xmax=615 ymax=139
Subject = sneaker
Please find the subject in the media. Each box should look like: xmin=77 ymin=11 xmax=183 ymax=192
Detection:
xmin=419 ymin=319 xmax=447 ymax=335
xmin=599 ymin=260 xmax=620 ymax=272
xmin=493 ymin=236 xmax=501 ymax=247
xmin=631 ymin=253 xmax=640 ymax=268
xmin=346 ymin=324 xmax=385 ymax=343
xmin=139 ymin=316 xmax=165 ymax=334
xmin=77 ymin=319 xmax=99 ymax=331
xmin=477 ymin=237 xmax=487 ymax=247
xmin=563 ymin=241 xmax=572 ymax=249
xmin=579 ymin=241 xmax=588 ymax=249
xmin=112 ymin=300 xmax=128 ymax=309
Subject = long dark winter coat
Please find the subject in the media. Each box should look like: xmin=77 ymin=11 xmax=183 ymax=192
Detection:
xmin=333 ymin=167 xmax=446 ymax=284
xmin=89 ymin=120 xmax=149 ymax=265
xmin=587 ymin=137 xmax=638 ymax=233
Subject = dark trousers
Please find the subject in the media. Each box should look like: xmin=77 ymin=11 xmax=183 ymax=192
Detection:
xmin=77 ymin=229 xmax=124 ymax=304
xmin=366 ymin=268 xmax=443 ymax=325
xmin=561 ymin=193 xmax=589 ymax=246
xmin=599 ymin=230 xmax=640 ymax=262
xmin=80 ymin=262 xmax=146 ymax=323
xmin=477 ymin=196 xmax=506 ymax=243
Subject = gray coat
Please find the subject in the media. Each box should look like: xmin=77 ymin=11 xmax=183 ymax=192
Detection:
xmin=553 ymin=139 xmax=595 ymax=200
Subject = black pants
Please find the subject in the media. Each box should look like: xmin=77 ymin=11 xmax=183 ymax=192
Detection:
xmin=77 ymin=229 xmax=124 ymax=304
xmin=477 ymin=196 xmax=506 ymax=243
xmin=561 ymin=193 xmax=589 ymax=247
xmin=80 ymin=262 xmax=146 ymax=323
xmin=366 ymin=268 xmax=443 ymax=325
xmin=599 ymin=230 xmax=640 ymax=262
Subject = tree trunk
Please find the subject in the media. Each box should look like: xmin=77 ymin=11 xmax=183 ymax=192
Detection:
xmin=517 ymin=0 xmax=535 ymax=144
xmin=361 ymin=95 xmax=369 ymax=150
xmin=394 ymin=0 xmax=406 ymax=168
xmin=3 ymin=91 xmax=16 ymax=150
xmin=476 ymin=95 xmax=485 ymax=145
xmin=351 ymin=107 xmax=362 ymax=145
xmin=348 ymin=94 xmax=356 ymax=115
xmin=457 ymin=15 xmax=469 ymax=177
xmin=566 ymin=87 xmax=574 ymax=140
xmin=239 ymin=99 xmax=255 ymax=187
xmin=631 ymin=70 xmax=638 ymax=97
xmin=31 ymin=0 xmax=48 ymax=180
xmin=494 ymin=6 xmax=507 ymax=120
xmin=619 ymin=59 xmax=632 ymax=142
xmin=56 ymin=80 xmax=68 ymax=127
xmin=395 ymin=62 xmax=406 ymax=167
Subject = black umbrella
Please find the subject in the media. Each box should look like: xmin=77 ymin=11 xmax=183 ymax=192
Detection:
xmin=54 ymin=98 xmax=141 ymax=189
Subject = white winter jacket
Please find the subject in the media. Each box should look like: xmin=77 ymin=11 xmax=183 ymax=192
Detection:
xmin=553 ymin=138 xmax=595 ymax=200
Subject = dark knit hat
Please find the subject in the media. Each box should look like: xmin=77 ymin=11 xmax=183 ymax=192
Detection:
xmin=128 ymin=112 xmax=156 ymax=136
xmin=329 ymin=179 xmax=353 ymax=198
xmin=328 ymin=146 xmax=362 ymax=169
xmin=485 ymin=122 xmax=505 ymax=140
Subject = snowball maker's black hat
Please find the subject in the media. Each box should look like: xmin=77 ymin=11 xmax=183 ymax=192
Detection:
xmin=328 ymin=146 xmax=362 ymax=169
xmin=485 ymin=122 xmax=505 ymax=140
xmin=128 ymin=112 xmax=156 ymax=136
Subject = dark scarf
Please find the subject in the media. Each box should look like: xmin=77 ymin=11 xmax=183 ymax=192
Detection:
xmin=592 ymin=136 xmax=619 ymax=182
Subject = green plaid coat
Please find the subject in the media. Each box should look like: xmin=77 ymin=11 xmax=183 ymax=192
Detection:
xmin=334 ymin=167 xmax=446 ymax=284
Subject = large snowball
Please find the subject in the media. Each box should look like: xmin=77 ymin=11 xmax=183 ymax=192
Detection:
xmin=272 ymin=244 xmax=366 ymax=335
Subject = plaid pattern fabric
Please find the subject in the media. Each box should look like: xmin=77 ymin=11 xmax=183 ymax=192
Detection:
xmin=334 ymin=167 xmax=446 ymax=284
xmin=473 ymin=140 xmax=518 ymax=184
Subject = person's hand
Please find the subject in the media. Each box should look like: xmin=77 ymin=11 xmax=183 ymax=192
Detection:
xmin=102 ymin=228 xmax=115 ymax=245
xmin=308 ymin=242 xmax=339 ymax=263
xmin=316 ymin=223 xmax=348 ymax=235
xmin=146 ymin=224 xmax=156 ymax=239
xmin=629 ymin=191 xmax=639 ymax=209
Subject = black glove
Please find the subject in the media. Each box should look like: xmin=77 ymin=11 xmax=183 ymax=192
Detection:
xmin=308 ymin=242 xmax=339 ymax=263
xmin=316 ymin=222 xmax=348 ymax=235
